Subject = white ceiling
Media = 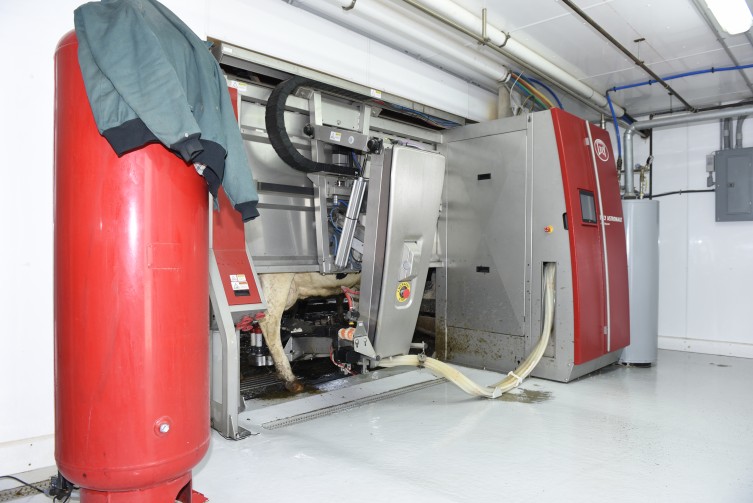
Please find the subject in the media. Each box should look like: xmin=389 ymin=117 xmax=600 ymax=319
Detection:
xmin=451 ymin=0 xmax=753 ymax=116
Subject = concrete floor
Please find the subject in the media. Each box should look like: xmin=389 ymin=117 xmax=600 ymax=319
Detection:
xmin=10 ymin=350 xmax=753 ymax=502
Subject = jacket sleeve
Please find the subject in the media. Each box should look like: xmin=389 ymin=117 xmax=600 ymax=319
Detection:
xmin=217 ymin=81 xmax=260 ymax=221
xmin=74 ymin=0 xmax=203 ymax=161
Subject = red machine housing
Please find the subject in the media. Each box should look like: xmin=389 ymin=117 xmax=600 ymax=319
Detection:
xmin=551 ymin=109 xmax=630 ymax=364
xmin=211 ymin=87 xmax=263 ymax=307
xmin=54 ymin=32 xmax=209 ymax=502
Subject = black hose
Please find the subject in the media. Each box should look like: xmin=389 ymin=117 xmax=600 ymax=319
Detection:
xmin=0 ymin=475 xmax=45 ymax=494
xmin=651 ymin=189 xmax=714 ymax=198
xmin=265 ymin=76 xmax=365 ymax=176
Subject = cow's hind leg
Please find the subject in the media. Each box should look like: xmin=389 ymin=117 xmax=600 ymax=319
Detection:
xmin=258 ymin=273 xmax=304 ymax=393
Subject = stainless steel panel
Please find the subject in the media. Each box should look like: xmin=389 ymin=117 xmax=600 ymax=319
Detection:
xmin=240 ymin=98 xmax=319 ymax=270
xmin=440 ymin=112 xmax=583 ymax=382
xmin=286 ymin=336 xmax=333 ymax=360
xmin=357 ymin=153 xmax=390 ymax=342
xmin=371 ymin=147 xmax=445 ymax=358
xmin=441 ymin=115 xmax=527 ymax=143
xmin=246 ymin=193 xmax=318 ymax=271
xmin=214 ymin=41 xmax=466 ymax=127
xmin=318 ymin=97 xmax=367 ymax=132
xmin=441 ymin=328 xmax=523 ymax=372
xmin=527 ymin=113 xmax=576 ymax=380
xmin=444 ymin=131 xmax=528 ymax=337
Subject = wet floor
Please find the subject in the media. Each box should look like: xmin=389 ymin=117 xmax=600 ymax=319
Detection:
xmin=11 ymin=350 xmax=753 ymax=502
xmin=192 ymin=350 xmax=753 ymax=502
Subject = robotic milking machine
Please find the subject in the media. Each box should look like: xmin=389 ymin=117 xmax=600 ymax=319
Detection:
xmin=208 ymin=42 xmax=631 ymax=440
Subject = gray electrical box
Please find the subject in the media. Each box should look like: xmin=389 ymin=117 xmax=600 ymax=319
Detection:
xmin=715 ymin=147 xmax=753 ymax=222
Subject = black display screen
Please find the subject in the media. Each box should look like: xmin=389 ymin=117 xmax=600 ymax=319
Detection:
xmin=580 ymin=190 xmax=597 ymax=224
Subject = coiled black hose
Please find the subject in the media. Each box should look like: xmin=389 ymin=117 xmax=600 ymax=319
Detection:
xmin=265 ymin=76 xmax=366 ymax=176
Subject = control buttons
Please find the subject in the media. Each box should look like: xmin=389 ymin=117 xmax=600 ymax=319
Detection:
xmin=396 ymin=281 xmax=411 ymax=303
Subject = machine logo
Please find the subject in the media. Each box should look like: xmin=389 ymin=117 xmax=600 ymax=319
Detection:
xmin=594 ymin=139 xmax=609 ymax=162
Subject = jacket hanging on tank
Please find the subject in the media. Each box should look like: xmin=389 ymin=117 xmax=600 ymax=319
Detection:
xmin=74 ymin=0 xmax=259 ymax=221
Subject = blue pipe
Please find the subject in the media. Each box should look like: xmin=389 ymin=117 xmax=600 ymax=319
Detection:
xmin=523 ymin=76 xmax=564 ymax=109
xmin=611 ymin=63 xmax=753 ymax=92
xmin=606 ymin=91 xmax=622 ymax=163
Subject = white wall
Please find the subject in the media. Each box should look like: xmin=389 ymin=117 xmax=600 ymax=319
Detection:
xmin=0 ymin=0 xmax=84 ymax=477
xmin=631 ymin=118 xmax=753 ymax=359
xmin=0 ymin=0 xmax=494 ymax=476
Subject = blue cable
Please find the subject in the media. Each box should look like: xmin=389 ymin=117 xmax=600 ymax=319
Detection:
xmin=611 ymin=63 xmax=753 ymax=92
xmin=606 ymin=91 xmax=622 ymax=163
xmin=387 ymin=102 xmax=460 ymax=128
xmin=523 ymin=76 xmax=564 ymax=109
xmin=329 ymin=206 xmax=341 ymax=233
xmin=330 ymin=232 xmax=339 ymax=253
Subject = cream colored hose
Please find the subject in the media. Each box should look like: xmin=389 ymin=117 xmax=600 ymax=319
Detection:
xmin=379 ymin=263 xmax=556 ymax=398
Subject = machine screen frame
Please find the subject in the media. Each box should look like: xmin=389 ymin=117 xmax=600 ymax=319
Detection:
xmin=579 ymin=189 xmax=597 ymax=224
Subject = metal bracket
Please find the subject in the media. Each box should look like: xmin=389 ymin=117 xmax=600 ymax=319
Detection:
xmin=480 ymin=7 xmax=510 ymax=48
xmin=481 ymin=8 xmax=490 ymax=42
xmin=313 ymin=125 xmax=370 ymax=152
xmin=352 ymin=321 xmax=377 ymax=359
xmin=416 ymin=353 xmax=427 ymax=368
xmin=498 ymin=31 xmax=511 ymax=48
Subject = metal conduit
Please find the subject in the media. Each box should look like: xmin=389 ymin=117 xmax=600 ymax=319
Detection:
xmin=292 ymin=0 xmax=511 ymax=91
xmin=402 ymin=0 xmax=627 ymax=117
xmin=560 ymin=0 xmax=695 ymax=113
xmin=612 ymin=63 xmax=753 ymax=93
xmin=624 ymin=105 xmax=753 ymax=196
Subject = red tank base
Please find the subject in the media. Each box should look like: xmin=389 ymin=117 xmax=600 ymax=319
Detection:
xmin=79 ymin=473 xmax=199 ymax=502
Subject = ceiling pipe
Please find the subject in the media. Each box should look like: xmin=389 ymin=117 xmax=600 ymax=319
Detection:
xmin=623 ymin=105 xmax=753 ymax=196
xmin=649 ymin=98 xmax=753 ymax=117
xmin=289 ymin=0 xmax=511 ymax=91
xmin=402 ymin=0 xmax=626 ymax=117
xmin=559 ymin=0 xmax=695 ymax=113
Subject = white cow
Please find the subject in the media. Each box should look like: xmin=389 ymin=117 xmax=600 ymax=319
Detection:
xmin=258 ymin=272 xmax=360 ymax=392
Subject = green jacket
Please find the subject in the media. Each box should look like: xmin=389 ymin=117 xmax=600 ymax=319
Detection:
xmin=74 ymin=0 xmax=259 ymax=220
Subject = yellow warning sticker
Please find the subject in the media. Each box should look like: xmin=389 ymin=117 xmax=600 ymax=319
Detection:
xmin=395 ymin=281 xmax=411 ymax=303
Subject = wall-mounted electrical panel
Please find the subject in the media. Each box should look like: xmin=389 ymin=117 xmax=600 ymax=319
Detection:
xmin=715 ymin=147 xmax=753 ymax=222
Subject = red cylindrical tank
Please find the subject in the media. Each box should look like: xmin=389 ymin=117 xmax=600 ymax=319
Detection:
xmin=54 ymin=32 xmax=209 ymax=502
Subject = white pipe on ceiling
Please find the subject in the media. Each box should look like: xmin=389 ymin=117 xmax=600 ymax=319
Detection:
xmin=291 ymin=0 xmax=511 ymax=90
xmin=409 ymin=0 xmax=625 ymax=117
